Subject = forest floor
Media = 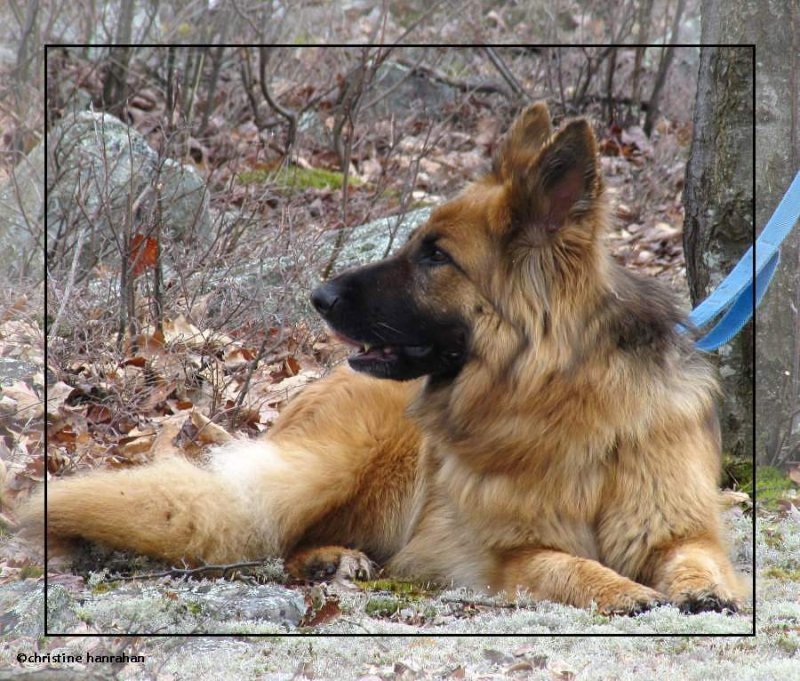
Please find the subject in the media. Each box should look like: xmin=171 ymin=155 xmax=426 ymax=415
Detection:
xmin=3 ymin=507 xmax=800 ymax=679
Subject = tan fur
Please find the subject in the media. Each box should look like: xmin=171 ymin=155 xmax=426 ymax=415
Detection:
xmin=28 ymin=103 xmax=746 ymax=615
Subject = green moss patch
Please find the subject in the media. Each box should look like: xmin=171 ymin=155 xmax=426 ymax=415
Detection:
xmin=237 ymin=165 xmax=362 ymax=191
xmin=18 ymin=565 xmax=44 ymax=580
xmin=355 ymin=577 xmax=435 ymax=598
xmin=763 ymin=566 xmax=800 ymax=581
xmin=756 ymin=465 xmax=796 ymax=509
xmin=723 ymin=455 xmax=753 ymax=494
xmin=364 ymin=596 xmax=403 ymax=618
xmin=357 ymin=578 xmax=438 ymax=620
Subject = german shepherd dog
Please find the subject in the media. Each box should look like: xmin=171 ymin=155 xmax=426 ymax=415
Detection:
xmin=31 ymin=103 xmax=745 ymax=615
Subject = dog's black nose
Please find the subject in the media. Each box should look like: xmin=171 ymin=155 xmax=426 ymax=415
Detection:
xmin=311 ymin=283 xmax=339 ymax=315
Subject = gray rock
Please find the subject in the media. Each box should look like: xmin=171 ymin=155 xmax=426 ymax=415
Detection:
xmin=190 ymin=582 xmax=306 ymax=626
xmin=368 ymin=61 xmax=458 ymax=118
xmin=321 ymin=206 xmax=432 ymax=274
xmin=0 ymin=579 xmax=45 ymax=637
xmin=201 ymin=205 xmax=433 ymax=326
xmin=0 ymin=143 xmax=44 ymax=280
xmin=298 ymin=59 xmax=459 ymax=146
xmin=46 ymin=111 xmax=210 ymax=277
xmin=44 ymin=579 xmax=305 ymax=635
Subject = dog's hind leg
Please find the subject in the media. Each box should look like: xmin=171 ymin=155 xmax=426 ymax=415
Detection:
xmin=26 ymin=368 xmax=421 ymax=569
xmin=22 ymin=454 xmax=264 ymax=565
xmin=26 ymin=432 xmax=402 ymax=567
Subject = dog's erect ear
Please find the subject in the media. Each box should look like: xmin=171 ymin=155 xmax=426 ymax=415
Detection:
xmin=508 ymin=119 xmax=600 ymax=235
xmin=493 ymin=102 xmax=552 ymax=180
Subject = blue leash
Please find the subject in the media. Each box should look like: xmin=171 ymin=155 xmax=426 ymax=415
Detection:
xmin=684 ymin=171 xmax=800 ymax=351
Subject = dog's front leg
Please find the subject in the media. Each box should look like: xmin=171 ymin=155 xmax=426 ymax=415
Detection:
xmin=642 ymin=534 xmax=745 ymax=613
xmin=495 ymin=547 xmax=666 ymax=615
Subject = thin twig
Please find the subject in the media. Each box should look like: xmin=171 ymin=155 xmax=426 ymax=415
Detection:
xmin=482 ymin=46 xmax=528 ymax=100
xmin=113 ymin=559 xmax=275 ymax=581
xmin=644 ymin=0 xmax=687 ymax=136
xmin=48 ymin=225 xmax=87 ymax=340
xmin=389 ymin=56 xmax=512 ymax=100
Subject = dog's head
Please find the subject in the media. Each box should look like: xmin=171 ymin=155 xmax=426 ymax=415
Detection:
xmin=312 ymin=102 xmax=606 ymax=381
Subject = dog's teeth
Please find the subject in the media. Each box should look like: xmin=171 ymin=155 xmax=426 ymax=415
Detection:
xmin=362 ymin=343 xmax=371 ymax=352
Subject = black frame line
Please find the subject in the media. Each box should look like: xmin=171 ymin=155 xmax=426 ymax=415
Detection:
xmin=42 ymin=42 xmax=758 ymax=638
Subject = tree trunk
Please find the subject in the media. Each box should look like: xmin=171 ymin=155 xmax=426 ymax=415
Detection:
xmin=696 ymin=0 xmax=799 ymax=466
xmin=683 ymin=43 xmax=754 ymax=460
xmin=750 ymin=1 xmax=799 ymax=466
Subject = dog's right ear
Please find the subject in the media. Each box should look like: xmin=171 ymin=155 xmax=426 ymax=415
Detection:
xmin=507 ymin=119 xmax=601 ymax=237
xmin=492 ymin=102 xmax=552 ymax=181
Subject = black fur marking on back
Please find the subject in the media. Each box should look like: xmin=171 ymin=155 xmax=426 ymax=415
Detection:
xmin=606 ymin=269 xmax=687 ymax=357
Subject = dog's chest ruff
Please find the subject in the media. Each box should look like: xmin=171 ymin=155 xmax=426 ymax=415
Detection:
xmin=430 ymin=441 xmax=604 ymax=561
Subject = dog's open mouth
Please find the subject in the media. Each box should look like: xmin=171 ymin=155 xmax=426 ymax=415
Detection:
xmin=329 ymin=331 xmax=442 ymax=379
xmin=355 ymin=342 xmax=433 ymax=361
xmin=335 ymin=333 xmax=433 ymax=364
xmin=326 ymin=325 xmax=467 ymax=381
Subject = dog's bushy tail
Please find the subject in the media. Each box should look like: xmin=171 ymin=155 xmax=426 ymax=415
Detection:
xmin=20 ymin=455 xmax=271 ymax=565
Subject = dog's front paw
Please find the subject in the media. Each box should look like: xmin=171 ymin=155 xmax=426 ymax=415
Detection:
xmin=286 ymin=545 xmax=374 ymax=583
xmin=674 ymin=588 xmax=740 ymax=614
xmin=595 ymin=583 xmax=667 ymax=616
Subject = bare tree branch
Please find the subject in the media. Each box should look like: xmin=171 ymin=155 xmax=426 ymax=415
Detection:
xmin=258 ymin=47 xmax=297 ymax=156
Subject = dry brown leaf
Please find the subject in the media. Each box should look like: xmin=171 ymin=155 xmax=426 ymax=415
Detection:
xmin=86 ymin=404 xmax=113 ymax=424
xmin=167 ymin=398 xmax=194 ymax=412
xmin=50 ymin=427 xmax=77 ymax=445
xmin=190 ymin=410 xmax=233 ymax=444
xmin=130 ymin=234 xmax=159 ymax=277
xmin=139 ymin=380 xmax=177 ymax=413
xmin=224 ymin=347 xmax=255 ymax=371
xmin=46 ymin=381 xmax=75 ymax=414
xmin=160 ymin=315 xmax=207 ymax=349
xmin=116 ymin=433 xmax=156 ymax=459
xmin=2 ymin=380 xmax=42 ymax=419
xmin=301 ymin=595 xmax=342 ymax=627
xmin=267 ymin=370 xmax=321 ymax=406
xmin=150 ymin=413 xmax=190 ymax=458
xmin=0 ymin=294 xmax=29 ymax=323
xmin=285 ymin=356 xmax=301 ymax=376
xmin=507 ymin=661 xmax=534 ymax=673
xmin=0 ymin=395 xmax=17 ymax=417
xmin=47 ymin=449 xmax=69 ymax=475
xmin=548 ymin=660 xmax=577 ymax=681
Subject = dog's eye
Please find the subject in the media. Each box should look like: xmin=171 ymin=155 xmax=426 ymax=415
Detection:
xmin=421 ymin=246 xmax=451 ymax=266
